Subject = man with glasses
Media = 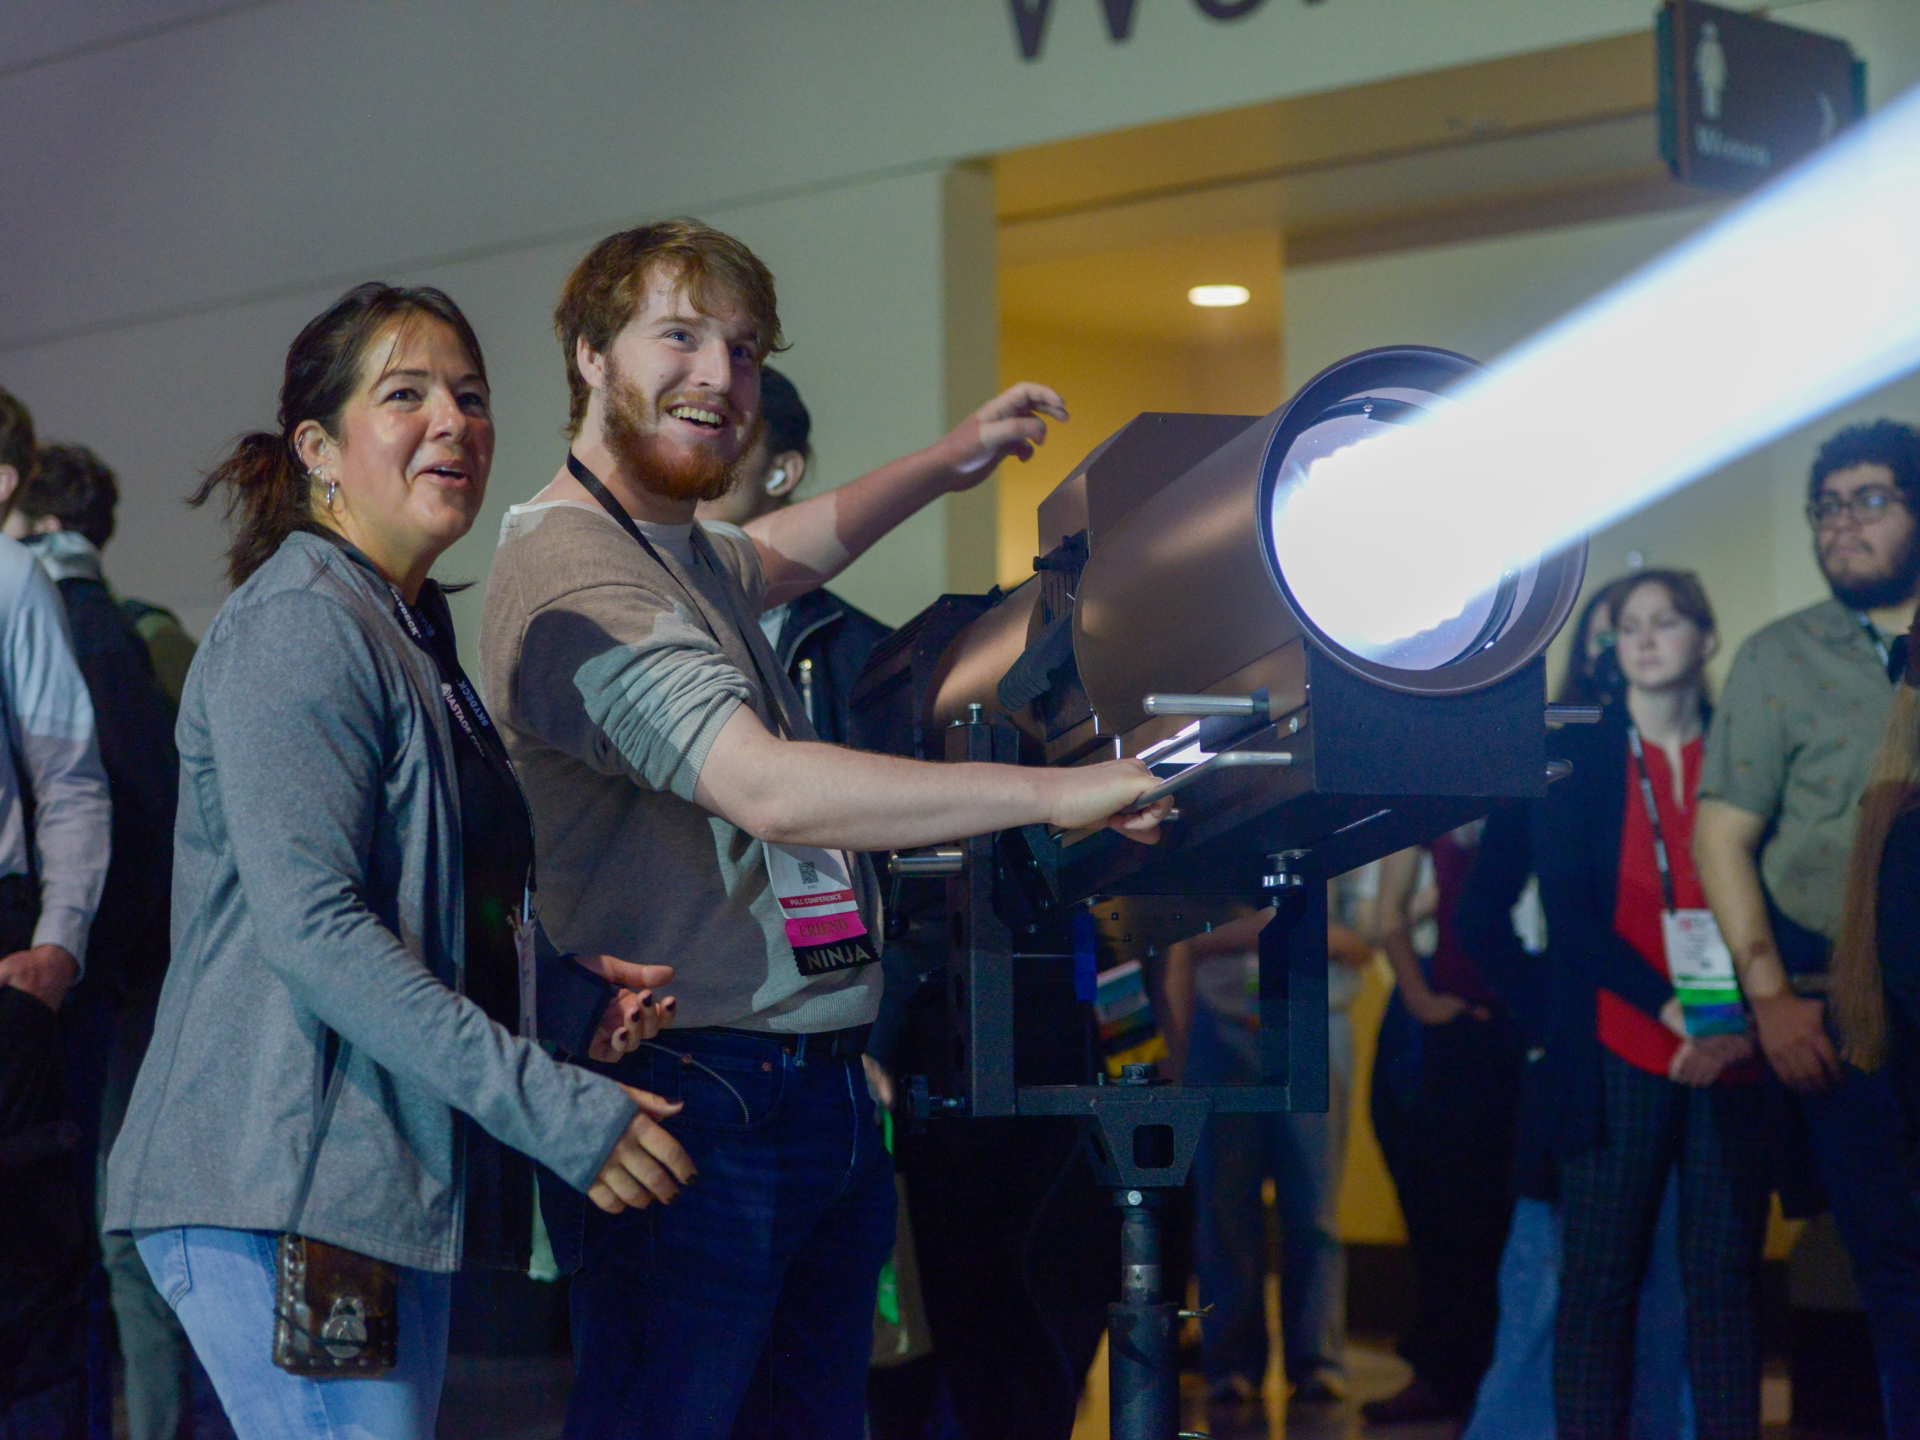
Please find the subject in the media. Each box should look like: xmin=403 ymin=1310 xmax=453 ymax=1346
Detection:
xmin=1695 ymin=419 xmax=1920 ymax=1429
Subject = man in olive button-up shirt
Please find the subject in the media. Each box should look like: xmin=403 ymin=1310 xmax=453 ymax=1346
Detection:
xmin=1695 ymin=419 xmax=1920 ymax=1432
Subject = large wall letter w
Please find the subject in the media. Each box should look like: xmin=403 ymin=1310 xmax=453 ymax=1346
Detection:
xmin=1009 ymin=0 xmax=1140 ymax=62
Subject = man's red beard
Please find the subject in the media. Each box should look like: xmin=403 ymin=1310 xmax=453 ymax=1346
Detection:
xmin=602 ymin=364 xmax=752 ymax=504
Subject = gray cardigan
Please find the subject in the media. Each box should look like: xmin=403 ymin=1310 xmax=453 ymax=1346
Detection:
xmin=104 ymin=532 xmax=635 ymax=1271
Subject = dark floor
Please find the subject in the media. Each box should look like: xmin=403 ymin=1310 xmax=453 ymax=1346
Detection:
xmin=427 ymin=1344 xmax=1799 ymax=1440
xmin=1179 ymin=1345 xmax=1796 ymax=1440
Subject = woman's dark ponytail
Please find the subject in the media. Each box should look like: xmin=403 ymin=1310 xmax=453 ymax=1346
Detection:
xmin=191 ymin=282 xmax=487 ymax=589
xmin=188 ymin=431 xmax=311 ymax=589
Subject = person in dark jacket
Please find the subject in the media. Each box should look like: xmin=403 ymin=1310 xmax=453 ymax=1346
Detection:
xmin=1456 ymin=575 xmax=1697 ymax=1440
xmin=694 ymin=366 xmax=891 ymax=745
xmin=1365 ymin=822 xmax=1524 ymax=1426
xmin=6 ymin=443 xmax=198 ymax=712
xmin=0 ymin=397 xmax=116 ymax=1440
xmin=12 ymin=449 xmax=178 ymax=1024
xmin=1535 ymin=570 xmax=1769 ymax=1440
xmin=8 ymin=443 xmax=225 ymax=1440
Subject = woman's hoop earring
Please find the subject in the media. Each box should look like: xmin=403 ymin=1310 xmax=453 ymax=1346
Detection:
xmin=312 ymin=471 xmax=338 ymax=510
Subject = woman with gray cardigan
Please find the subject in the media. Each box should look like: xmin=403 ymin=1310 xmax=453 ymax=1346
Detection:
xmin=104 ymin=283 xmax=693 ymax=1440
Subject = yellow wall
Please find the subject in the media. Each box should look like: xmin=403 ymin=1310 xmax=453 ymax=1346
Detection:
xmin=1336 ymin=958 xmax=1408 ymax=1244
xmin=997 ymin=325 xmax=1282 ymax=585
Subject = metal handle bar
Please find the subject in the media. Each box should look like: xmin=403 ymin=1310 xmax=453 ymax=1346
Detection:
xmin=890 ymin=847 xmax=964 ymax=878
xmin=1143 ymin=693 xmax=1266 ymax=718
xmin=1129 ymin=750 xmax=1294 ymax=810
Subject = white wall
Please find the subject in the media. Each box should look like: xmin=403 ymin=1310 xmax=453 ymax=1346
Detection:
xmin=0 ymin=164 xmax=979 ymax=644
xmin=2 ymin=0 xmax=1916 ymax=646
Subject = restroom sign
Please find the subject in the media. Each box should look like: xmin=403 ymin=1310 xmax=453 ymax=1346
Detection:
xmin=1658 ymin=0 xmax=1864 ymax=194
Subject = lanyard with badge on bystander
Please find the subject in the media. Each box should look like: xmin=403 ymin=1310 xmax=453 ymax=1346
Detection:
xmin=564 ymin=452 xmax=880 ymax=978
xmin=1627 ymin=725 xmax=1747 ymax=1038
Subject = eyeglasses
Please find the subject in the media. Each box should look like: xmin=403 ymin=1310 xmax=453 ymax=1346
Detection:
xmin=1807 ymin=488 xmax=1909 ymax=528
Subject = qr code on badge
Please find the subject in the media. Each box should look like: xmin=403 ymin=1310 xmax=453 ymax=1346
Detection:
xmin=798 ymin=861 xmax=819 ymax=887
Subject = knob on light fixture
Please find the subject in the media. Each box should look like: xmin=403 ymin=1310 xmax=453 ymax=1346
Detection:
xmin=1187 ymin=284 xmax=1250 ymax=308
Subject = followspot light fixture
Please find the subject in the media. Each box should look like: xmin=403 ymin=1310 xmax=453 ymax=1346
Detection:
xmin=1275 ymin=77 xmax=1920 ymax=653
xmin=1188 ymin=284 xmax=1251 ymax=308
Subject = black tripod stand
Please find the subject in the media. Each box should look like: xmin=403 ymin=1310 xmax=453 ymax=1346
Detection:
xmin=909 ymin=717 xmax=1330 ymax=1440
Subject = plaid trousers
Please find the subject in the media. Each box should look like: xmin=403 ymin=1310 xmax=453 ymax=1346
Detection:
xmin=1555 ymin=1050 xmax=1770 ymax=1440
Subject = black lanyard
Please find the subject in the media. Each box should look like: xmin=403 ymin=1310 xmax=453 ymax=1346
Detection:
xmin=1853 ymin=609 xmax=1913 ymax=683
xmin=386 ymin=583 xmax=537 ymax=892
xmin=564 ymin=452 xmax=795 ymax=740
xmin=1625 ymin=725 xmax=1682 ymax=914
xmin=1856 ymin=610 xmax=1892 ymax=670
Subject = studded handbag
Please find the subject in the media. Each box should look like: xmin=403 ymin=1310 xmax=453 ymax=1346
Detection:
xmin=271 ymin=1034 xmax=399 ymax=1377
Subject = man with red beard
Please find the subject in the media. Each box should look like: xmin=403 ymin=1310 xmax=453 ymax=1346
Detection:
xmin=480 ymin=220 xmax=1167 ymax=1440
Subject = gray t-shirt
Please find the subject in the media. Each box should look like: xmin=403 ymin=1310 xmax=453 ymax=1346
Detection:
xmin=479 ymin=499 xmax=881 ymax=1033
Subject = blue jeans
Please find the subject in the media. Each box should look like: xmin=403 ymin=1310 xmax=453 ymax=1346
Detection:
xmin=1462 ymin=1187 xmax=1695 ymax=1440
xmin=1189 ymin=1002 xmax=1354 ymax=1386
xmin=1798 ymin=1063 xmax=1920 ymax=1435
xmin=134 ymin=1228 xmax=450 ymax=1440
xmin=550 ymin=1029 xmax=897 ymax=1440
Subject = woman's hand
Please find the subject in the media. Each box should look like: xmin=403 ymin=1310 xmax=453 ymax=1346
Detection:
xmin=1668 ymin=1031 xmax=1755 ymax=1087
xmin=588 ymin=1085 xmax=695 ymax=1215
xmin=589 ymin=988 xmax=676 ymax=1063
xmin=574 ymin=956 xmax=677 ymax=1063
xmin=1045 ymin=759 xmax=1173 ymax=844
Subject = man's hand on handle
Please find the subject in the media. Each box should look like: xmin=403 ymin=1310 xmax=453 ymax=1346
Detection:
xmin=1048 ymin=759 xmax=1174 ymax=843
xmin=589 ymin=1085 xmax=695 ymax=1215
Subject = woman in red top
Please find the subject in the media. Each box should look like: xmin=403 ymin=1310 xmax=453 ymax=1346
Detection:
xmin=1544 ymin=571 xmax=1770 ymax=1440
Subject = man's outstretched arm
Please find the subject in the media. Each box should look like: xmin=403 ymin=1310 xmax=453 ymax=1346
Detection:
xmin=691 ymin=704 xmax=1163 ymax=853
xmin=745 ymin=383 xmax=1067 ymax=608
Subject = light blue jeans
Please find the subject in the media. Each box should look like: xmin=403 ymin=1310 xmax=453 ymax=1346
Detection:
xmin=134 ymin=1227 xmax=451 ymax=1440
xmin=1461 ymin=1181 xmax=1695 ymax=1440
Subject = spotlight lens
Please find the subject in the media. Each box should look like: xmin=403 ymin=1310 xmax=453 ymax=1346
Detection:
xmin=1268 ymin=398 xmax=1520 ymax=672
xmin=1188 ymin=284 xmax=1251 ymax=308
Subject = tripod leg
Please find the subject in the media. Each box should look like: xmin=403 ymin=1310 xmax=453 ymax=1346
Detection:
xmin=1109 ymin=1191 xmax=1178 ymax=1440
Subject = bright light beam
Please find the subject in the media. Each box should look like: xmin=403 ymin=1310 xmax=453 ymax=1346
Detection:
xmin=1274 ymin=79 xmax=1920 ymax=655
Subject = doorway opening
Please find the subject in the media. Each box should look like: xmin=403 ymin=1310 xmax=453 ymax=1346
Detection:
xmin=991 ymin=29 xmax=1708 ymax=591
